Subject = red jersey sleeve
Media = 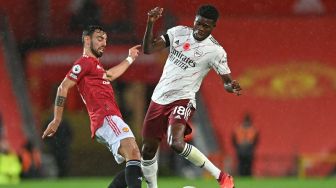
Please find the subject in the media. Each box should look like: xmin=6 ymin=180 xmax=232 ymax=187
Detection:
xmin=66 ymin=58 xmax=92 ymax=82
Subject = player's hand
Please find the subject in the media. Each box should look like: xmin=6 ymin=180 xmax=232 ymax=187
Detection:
xmin=232 ymin=80 xmax=242 ymax=96
xmin=42 ymin=120 xmax=60 ymax=139
xmin=128 ymin=45 xmax=141 ymax=61
xmin=147 ymin=7 xmax=163 ymax=22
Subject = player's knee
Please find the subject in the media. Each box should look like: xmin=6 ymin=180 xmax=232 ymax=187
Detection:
xmin=168 ymin=139 xmax=185 ymax=153
xmin=129 ymin=146 xmax=141 ymax=160
xmin=141 ymin=144 xmax=157 ymax=160
xmin=120 ymin=139 xmax=141 ymax=160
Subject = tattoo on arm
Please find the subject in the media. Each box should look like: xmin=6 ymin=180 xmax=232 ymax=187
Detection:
xmin=55 ymin=96 xmax=66 ymax=107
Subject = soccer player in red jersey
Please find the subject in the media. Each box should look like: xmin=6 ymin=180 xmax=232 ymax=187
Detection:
xmin=141 ymin=5 xmax=241 ymax=188
xmin=42 ymin=25 xmax=142 ymax=188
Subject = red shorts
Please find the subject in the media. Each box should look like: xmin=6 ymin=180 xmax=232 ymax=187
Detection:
xmin=142 ymin=99 xmax=195 ymax=140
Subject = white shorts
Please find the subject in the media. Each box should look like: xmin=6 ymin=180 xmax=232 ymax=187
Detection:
xmin=95 ymin=115 xmax=135 ymax=164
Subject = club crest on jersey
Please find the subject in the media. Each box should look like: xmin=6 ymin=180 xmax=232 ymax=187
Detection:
xmin=122 ymin=127 xmax=129 ymax=132
xmin=183 ymin=42 xmax=190 ymax=51
xmin=194 ymin=49 xmax=203 ymax=57
xmin=72 ymin=65 xmax=81 ymax=74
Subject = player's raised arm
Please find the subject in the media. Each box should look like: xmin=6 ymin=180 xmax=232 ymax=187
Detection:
xmin=221 ymin=74 xmax=242 ymax=96
xmin=143 ymin=7 xmax=167 ymax=54
xmin=42 ymin=77 xmax=76 ymax=139
xmin=104 ymin=45 xmax=141 ymax=81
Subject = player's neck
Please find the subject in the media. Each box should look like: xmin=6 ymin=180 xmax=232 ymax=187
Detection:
xmin=83 ymin=49 xmax=99 ymax=59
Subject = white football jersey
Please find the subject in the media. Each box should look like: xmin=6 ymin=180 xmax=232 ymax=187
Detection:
xmin=152 ymin=26 xmax=231 ymax=107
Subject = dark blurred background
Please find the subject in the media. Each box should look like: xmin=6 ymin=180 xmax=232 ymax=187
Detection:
xmin=0 ymin=0 xmax=335 ymax=183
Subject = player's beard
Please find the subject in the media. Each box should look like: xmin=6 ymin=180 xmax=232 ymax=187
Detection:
xmin=90 ymin=42 xmax=103 ymax=58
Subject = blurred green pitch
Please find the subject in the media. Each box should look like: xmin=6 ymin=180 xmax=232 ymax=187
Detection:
xmin=3 ymin=177 xmax=335 ymax=188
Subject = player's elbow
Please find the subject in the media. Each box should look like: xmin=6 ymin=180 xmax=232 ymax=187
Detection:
xmin=57 ymin=85 xmax=66 ymax=96
xmin=143 ymin=48 xmax=152 ymax=54
xmin=223 ymin=83 xmax=234 ymax=93
xmin=142 ymin=44 xmax=154 ymax=54
xmin=58 ymin=83 xmax=70 ymax=95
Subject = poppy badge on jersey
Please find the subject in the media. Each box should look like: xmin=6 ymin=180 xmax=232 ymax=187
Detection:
xmin=183 ymin=42 xmax=190 ymax=51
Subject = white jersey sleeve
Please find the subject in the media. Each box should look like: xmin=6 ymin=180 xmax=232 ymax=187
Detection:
xmin=209 ymin=47 xmax=231 ymax=75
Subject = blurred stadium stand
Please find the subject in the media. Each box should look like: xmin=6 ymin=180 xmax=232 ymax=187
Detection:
xmin=0 ymin=0 xmax=336 ymax=177
xmin=0 ymin=14 xmax=38 ymax=152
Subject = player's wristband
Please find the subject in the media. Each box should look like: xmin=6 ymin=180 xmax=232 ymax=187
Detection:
xmin=126 ymin=56 xmax=134 ymax=65
xmin=224 ymin=83 xmax=233 ymax=92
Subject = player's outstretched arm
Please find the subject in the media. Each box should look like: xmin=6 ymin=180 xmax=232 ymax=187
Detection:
xmin=42 ymin=77 xmax=75 ymax=139
xmin=221 ymin=74 xmax=242 ymax=96
xmin=104 ymin=45 xmax=141 ymax=81
xmin=143 ymin=7 xmax=166 ymax=54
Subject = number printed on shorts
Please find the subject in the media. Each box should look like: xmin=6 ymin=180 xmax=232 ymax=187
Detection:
xmin=173 ymin=106 xmax=186 ymax=115
xmin=173 ymin=106 xmax=191 ymax=120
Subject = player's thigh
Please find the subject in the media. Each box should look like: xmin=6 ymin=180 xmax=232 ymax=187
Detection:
xmin=95 ymin=115 xmax=136 ymax=163
xmin=142 ymin=101 xmax=168 ymax=139
xmin=167 ymin=123 xmax=186 ymax=140
xmin=168 ymin=99 xmax=195 ymax=136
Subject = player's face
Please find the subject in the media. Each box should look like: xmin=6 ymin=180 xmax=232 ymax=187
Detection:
xmin=193 ymin=15 xmax=216 ymax=41
xmin=90 ymin=30 xmax=107 ymax=58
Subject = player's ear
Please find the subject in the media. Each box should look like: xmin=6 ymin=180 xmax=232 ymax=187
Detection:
xmin=83 ymin=36 xmax=90 ymax=46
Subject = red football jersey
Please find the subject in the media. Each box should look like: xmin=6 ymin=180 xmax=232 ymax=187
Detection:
xmin=66 ymin=55 xmax=122 ymax=138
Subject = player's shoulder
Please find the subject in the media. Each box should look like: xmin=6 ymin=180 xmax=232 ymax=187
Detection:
xmin=71 ymin=56 xmax=95 ymax=73
xmin=169 ymin=25 xmax=192 ymax=35
xmin=74 ymin=55 xmax=94 ymax=65
xmin=207 ymin=35 xmax=226 ymax=54
xmin=173 ymin=25 xmax=191 ymax=31
xmin=208 ymin=35 xmax=221 ymax=46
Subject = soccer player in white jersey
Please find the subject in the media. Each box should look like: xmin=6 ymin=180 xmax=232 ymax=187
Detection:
xmin=141 ymin=5 xmax=241 ymax=188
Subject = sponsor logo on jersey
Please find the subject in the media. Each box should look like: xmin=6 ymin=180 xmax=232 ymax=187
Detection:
xmin=169 ymin=48 xmax=196 ymax=70
xmin=175 ymin=40 xmax=180 ymax=45
xmin=72 ymin=64 xmax=81 ymax=74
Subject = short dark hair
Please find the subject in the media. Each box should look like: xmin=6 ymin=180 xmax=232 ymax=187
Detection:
xmin=82 ymin=25 xmax=105 ymax=43
xmin=196 ymin=5 xmax=219 ymax=22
